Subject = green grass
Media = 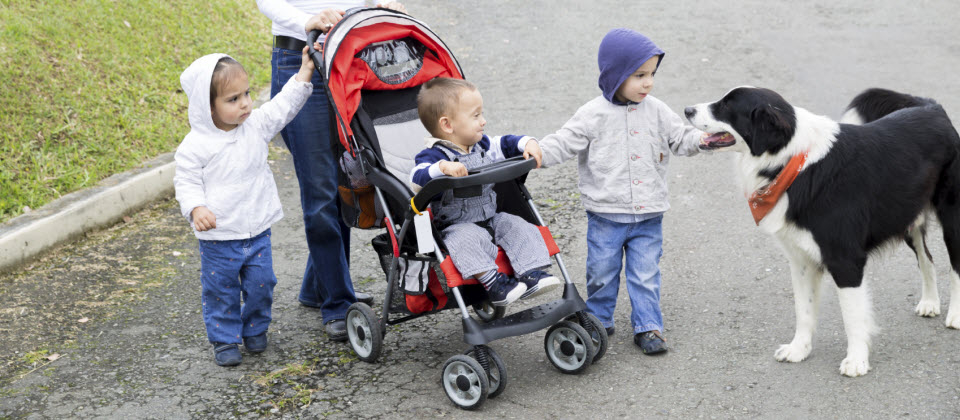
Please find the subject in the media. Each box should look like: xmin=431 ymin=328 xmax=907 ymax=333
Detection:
xmin=0 ymin=0 xmax=274 ymax=222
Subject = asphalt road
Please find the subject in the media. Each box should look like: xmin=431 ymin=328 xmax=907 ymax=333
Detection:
xmin=2 ymin=0 xmax=960 ymax=418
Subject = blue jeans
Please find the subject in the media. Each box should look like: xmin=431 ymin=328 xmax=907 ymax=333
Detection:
xmin=271 ymin=47 xmax=355 ymax=322
xmin=199 ymin=229 xmax=277 ymax=344
xmin=585 ymin=212 xmax=664 ymax=335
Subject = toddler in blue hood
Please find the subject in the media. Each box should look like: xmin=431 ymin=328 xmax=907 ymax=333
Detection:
xmin=173 ymin=45 xmax=316 ymax=366
xmin=538 ymin=28 xmax=710 ymax=355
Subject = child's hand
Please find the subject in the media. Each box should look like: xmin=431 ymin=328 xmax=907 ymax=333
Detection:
xmin=438 ymin=161 xmax=468 ymax=177
xmin=523 ymin=139 xmax=543 ymax=168
xmin=191 ymin=206 xmax=217 ymax=232
xmin=294 ymin=44 xmax=321 ymax=83
xmin=304 ymin=9 xmax=345 ymax=34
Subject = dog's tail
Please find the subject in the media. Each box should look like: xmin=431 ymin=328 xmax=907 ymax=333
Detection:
xmin=840 ymin=88 xmax=938 ymax=125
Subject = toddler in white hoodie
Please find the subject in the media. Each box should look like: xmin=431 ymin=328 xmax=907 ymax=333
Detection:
xmin=174 ymin=46 xmax=314 ymax=366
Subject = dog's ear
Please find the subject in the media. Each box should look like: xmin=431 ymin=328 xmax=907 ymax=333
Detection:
xmin=748 ymin=105 xmax=794 ymax=156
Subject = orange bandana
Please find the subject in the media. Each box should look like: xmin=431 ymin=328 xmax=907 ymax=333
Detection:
xmin=748 ymin=151 xmax=809 ymax=225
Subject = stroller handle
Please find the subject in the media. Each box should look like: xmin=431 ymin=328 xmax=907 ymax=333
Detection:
xmin=411 ymin=156 xmax=537 ymax=212
xmin=306 ymin=29 xmax=325 ymax=81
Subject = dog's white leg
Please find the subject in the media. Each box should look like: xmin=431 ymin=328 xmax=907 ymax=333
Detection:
xmin=908 ymin=224 xmax=940 ymax=317
xmin=774 ymin=259 xmax=822 ymax=363
xmin=945 ymin=271 xmax=960 ymax=328
xmin=837 ymin=285 xmax=876 ymax=377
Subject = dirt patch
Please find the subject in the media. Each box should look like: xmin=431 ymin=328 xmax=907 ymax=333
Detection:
xmin=0 ymin=198 xmax=190 ymax=385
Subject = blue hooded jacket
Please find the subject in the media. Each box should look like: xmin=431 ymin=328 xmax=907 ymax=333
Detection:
xmin=598 ymin=28 xmax=665 ymax=105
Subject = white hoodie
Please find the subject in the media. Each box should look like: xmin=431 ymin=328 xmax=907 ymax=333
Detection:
xmin=174 ymin=53 xmax=312 ymax=240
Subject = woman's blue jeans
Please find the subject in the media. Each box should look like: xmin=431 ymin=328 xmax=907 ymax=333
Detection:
xmin=200 ymin=229 xmax=277 ymax=344
xmin=585 ymin=212 xmax=665 ymax=335
xmin=271 ymin=47 xmax=355 ymax=323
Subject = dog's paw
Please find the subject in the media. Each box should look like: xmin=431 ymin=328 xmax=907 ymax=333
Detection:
xmin=774 ymin=342 xmax=811 ymax=362
xmin=839 ymin=357 xmax=871 ymax=377
xmin=945 ymin=310 xmax=960 ymax=329
xmin=915 ymin=300 xmax=941 ymax=317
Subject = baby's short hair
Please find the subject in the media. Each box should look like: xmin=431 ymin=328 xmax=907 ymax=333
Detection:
xmin=417 ymin=77 xmax=477 ymax=138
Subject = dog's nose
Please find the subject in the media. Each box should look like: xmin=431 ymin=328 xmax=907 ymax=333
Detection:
xmin=684 ymin=107 xmax=697 ymax=119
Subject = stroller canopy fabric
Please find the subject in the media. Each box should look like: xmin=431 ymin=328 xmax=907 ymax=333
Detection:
xmin=323 ymin=8 xmax=464 ymax=154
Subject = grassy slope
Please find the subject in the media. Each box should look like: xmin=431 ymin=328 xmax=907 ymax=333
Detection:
xmin=0 ymin=0 xmax=273 ymax=222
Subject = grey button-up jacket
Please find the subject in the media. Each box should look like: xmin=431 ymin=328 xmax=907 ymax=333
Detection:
xmin=539 ymin=95 xmax=702 ymax=215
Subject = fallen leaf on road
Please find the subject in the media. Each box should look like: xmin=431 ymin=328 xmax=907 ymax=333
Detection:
xmin=46 ymin=354 xmax=60 ymax=362
xmin=78 ymin=317 xmax=89 ymax=323
xmin=172 ymin=251 xmax=182 ymax=257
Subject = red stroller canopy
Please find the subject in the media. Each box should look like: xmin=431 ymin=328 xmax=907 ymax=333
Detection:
xmin=323 ymin=10 xmax=464 ymax=154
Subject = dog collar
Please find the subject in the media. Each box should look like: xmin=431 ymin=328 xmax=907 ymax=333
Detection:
xmin=748 ymin=151 xmax=809 ymax=225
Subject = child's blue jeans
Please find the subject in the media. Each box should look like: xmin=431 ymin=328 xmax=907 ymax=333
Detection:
xmin=585 ymin=212 xmax=664 ymax=335
xmin=199 ymin=229 xmax=277 ymax=344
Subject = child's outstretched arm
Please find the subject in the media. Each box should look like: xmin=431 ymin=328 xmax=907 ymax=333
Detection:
xmin=537 ymin=107 xmax=594 ymax=168
xmin=245 ymin=45 xmax=317 ymax=139
xmin=659 ymin=101 xmax=706 ymax=157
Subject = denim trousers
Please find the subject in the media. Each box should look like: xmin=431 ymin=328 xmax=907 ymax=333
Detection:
xmin=199 ymin=229 xmax=277 ymax=344
xmin=585 ymin=212 xmax=664 ymax=335
xmin=271 ymin=47 xmax=355 ymax=322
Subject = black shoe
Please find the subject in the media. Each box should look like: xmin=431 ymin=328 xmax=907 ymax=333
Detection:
xmin=325 ymin=319 xmax=348 ymax=342
xmin=516 ymin=270 xmax=561 ymax=300
xmin=635 ymin=330 xmax=668 ymax=354
xmin=485 ymin=273 xmax=526 ymax=307
xmin=605 ymin=326 xmax=615 ymax=337
xmin=243 ymin=333 xmax=268 ymax=353
xmin=355 ymin=291 xmax=374 ymax=305
xmin=212 ymin=343 xmax=242 ymax=366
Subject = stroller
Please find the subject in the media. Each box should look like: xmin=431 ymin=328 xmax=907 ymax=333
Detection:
xmin=307 ymin=8 xmax=608 ymax=410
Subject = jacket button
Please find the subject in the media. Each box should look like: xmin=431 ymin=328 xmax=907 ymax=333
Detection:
xmin=633 ymin=179 xmax=640 ymax=185
xmin=631 ymin=155 xmax=638 ymax=160
xmin=634 ymin=205 xmax=641 ymax=210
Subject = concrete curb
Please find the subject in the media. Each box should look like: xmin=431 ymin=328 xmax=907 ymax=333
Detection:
xmin=0 ymin=87 xmax=273 ymax=274
xmin=0 ymin=154 xmax=176 ymax=273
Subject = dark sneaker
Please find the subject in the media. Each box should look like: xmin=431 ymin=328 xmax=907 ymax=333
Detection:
xmin=486 ymin=273 xmax=526 ymax=307
xmin=635 ymin=330 xmax=668 ymax=354
xmin=325 ymin=319 xmax=348 ymax=342
xmin=213 ymin=343 xmax=242 ymax=366
xmin=517 ymin=270 xmax=561 ymax=300
xmin=243 ymin=333 xmax=268 ymax=353
xmin=605 ymin=326 xmax=615 ymax=337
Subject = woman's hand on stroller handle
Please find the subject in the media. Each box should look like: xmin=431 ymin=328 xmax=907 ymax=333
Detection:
xmin=304 ymin=9 xmax=346 ymax=34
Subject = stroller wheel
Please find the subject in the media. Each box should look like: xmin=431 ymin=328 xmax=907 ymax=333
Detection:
xmin=464 ymin=345 xmax=508 ymax=399
xmin=569 ymin=312 xmax=608 ymax=364
xmin=472 ymin=300 xmax=506 ymax=322
xmin=544 ymin=321 xmax=595 ymax=374
xmin=441 ymin=354 xmax=489 ymax=410
xmin=346 ymin=303 xmax=382 ymax=363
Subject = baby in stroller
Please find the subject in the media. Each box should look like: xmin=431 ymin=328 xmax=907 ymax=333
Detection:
xmin=409 ymin=77 xmax=561 ymax=307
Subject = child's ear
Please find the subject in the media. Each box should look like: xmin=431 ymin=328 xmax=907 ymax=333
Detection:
xmin=439 ymin=116 xmax=453 ymax=134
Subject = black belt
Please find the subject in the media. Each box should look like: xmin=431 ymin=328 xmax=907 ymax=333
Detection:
xmin=274 ymin=35 xmax=307 ymax=51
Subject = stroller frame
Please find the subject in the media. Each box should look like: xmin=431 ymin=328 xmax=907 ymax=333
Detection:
xmin=307 ymin=8 xmax=608 ymax=410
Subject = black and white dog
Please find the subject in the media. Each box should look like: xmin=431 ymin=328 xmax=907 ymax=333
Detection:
xmin=684 ymin=87 xmax=960 ymax=377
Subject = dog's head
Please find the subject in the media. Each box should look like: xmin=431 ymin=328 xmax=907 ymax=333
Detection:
xmin=685 ymin=87 xmax=797 ymax=156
